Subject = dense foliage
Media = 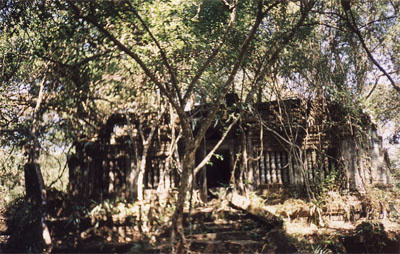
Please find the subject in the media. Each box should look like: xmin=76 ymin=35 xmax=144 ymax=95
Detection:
xmin=1 ymin=0 xmax=399 ymax=251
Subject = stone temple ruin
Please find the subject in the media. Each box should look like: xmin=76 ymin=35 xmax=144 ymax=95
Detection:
xmin=68 ymin=97 xmax=392 ymax=202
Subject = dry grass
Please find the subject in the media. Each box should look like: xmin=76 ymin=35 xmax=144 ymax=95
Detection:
xmin=250 ymin=187 xmax=400 ymax=252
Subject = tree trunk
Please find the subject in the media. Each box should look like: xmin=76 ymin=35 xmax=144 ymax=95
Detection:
xmin=133 ymin=109 xmax=165 ymax=201
xmin=24 ymin=162 xmax=41 ymax=206
xmin=25 ymin=74 xmax=52 ymax=249
xmin=137 ymin=143 xmax=150 ymax=201
xmin=170 ymin=145 xmax=196 ymax=248
xmin=199 ymin=139 xmax=208 ymax=203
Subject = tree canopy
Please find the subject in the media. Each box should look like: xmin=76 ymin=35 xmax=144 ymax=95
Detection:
xmin=1 ymin=0 xmax=400 ymax=250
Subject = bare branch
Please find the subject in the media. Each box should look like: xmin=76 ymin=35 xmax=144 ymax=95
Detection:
xmin=342 ymin=3 xmax=400 ymax=93
xmin=193 ymin=115 xmax=239 ymax=176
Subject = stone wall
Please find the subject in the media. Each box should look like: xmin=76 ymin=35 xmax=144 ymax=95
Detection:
xmin=67 ymin=99 xmax=393 ymax=202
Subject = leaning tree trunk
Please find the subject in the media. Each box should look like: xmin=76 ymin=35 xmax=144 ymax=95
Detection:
xmin=25 ymin=74 xmax=52 ymax=249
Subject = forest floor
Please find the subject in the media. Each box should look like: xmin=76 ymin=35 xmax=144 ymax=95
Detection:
xmin=0 ymin=208 xmax=9 ymax=251
xmin=1 ymin=186 xmax=400 ymax=253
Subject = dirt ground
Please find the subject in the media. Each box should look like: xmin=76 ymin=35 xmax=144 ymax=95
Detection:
xmin=1 ymin=188 xmax=400 ymax=253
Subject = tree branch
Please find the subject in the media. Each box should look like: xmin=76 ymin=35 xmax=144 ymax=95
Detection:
xmin=192 ymin=0 xmax=269 ymax=152
xmin=193 ymin=115 xmax=239 ymax=176
xmin=342 ymin=2 xmax=400 ymax=93
xmin=66 ymin=0 xmax=181 ymax=111
xmin=182 ymin=0 xmax=239 ymax=106
xmin=65 ymin=0 xmax=194 ymax=136
xmin=245 ymin=0 xmax=316 ymax=104
xmin=127 ymin=2 xmax=183 ymax=107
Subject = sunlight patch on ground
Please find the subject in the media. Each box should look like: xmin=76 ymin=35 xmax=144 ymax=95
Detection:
xmin=284 ymin=219 xmax=318 ymax=235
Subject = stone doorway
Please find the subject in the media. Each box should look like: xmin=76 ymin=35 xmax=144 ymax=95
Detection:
xmin=206 ymin=149 xmax=232 ymax=188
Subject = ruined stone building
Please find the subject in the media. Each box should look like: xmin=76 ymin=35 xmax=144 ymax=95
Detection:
xmin=68 ymin=97 xmax=392 ymax=202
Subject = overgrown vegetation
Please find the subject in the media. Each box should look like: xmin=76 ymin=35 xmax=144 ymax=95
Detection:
xmin=0 ymin=149 xmax=25 ymax=208
xmin=1 ymin=0 xmax=400 ymax=252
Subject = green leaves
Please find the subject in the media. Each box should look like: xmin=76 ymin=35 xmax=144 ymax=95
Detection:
xmin=1 ymin=0 xmax=399 ymax=167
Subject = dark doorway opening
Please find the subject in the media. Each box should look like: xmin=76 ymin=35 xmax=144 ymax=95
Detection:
xmin=206 ymin=150 xmax=231 ymax=188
